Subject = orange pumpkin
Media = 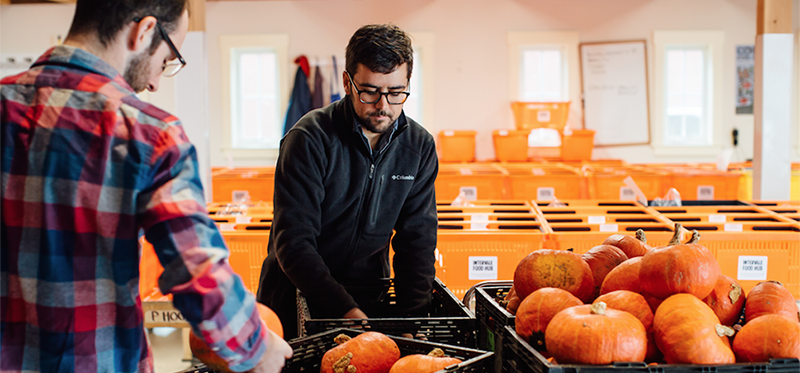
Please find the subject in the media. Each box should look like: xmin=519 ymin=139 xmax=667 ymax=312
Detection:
xmin=653 ymin=293 xmax=735 ymax=364
xmin=744 ymin=281 xmax=800 ymax=323
xmin=702 ymin=274 xmax=746 ymax=326
xmin=600 ymin=257 xmax=643 ymax=295
xmin=190 ymin=303 xmax=284 ymax=373
xmin=388 ymin=348 xmax=462 ymax=373
xmin=505 ymin=285 xmax=521 ymax=314
xmin=643 ymin=293 xmax=665 ymax=314
xmin=514 ymin=249 xmax=594 ymax=303
xmin=583 ymin=245 xmax=629 ymax=300
xmin=321 ymin=332 xmax=401 ymax=373
xmin=639 ymin=226 xmax=720 ymax=300
xmin=515 ymin=287 xmax=582 ymax=349
xmin=732 ymin=314 xmax=800 ymax=362
xmin=594 ymin=290 xmax=660 ymax=363
xmin=545 ymin=302 xmax=647 ymax=364
xmin=602 ymin=229 xmax=652 ymax=258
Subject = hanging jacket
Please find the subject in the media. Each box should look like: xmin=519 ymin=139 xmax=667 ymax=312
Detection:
xmin=283 ymin=56 xmax=312 ymax=135
xmin=330 ymin=55 xmax=342 ymax=102
xmin=311 ymin=64 xmax=325 ymax=109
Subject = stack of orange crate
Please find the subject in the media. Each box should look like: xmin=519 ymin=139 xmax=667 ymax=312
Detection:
xmin=435 ymin=200 xmax=549 ymax=297
xmin=581 ymin=164 xmax=670 ymax=200
xmin=211 ymin=167 xmax=275 ymax=203
xmin=498 ymin=163 xmax=587 ymax=200
xmin=435 ymin=163 xmax=509 ymax=200
xmin=645 ymin=164 xmax=745 ymax=200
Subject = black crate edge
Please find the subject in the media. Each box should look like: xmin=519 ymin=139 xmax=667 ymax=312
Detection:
xmin=297 ymin=278 xmax=476 ymax=347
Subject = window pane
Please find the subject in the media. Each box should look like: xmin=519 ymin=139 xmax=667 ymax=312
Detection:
xmin=240 ymin=53 xmax=259 ymax=97
xmin=260 ymin=53 xmax=277 ymax=97
xmin=240 ymin=99 xmax=259 ymax=139
xmin=403 ymin=51 xmax=422 ymax=123
xmin=664 ymin=48 xmax=708 ymax=146
xmin=521 ymin=48 xmax=563 ymax=102
xmin=261 ymin=99 xmax=278 ymax=141
xmin=233 ymin=49 xmax=281 ymax=149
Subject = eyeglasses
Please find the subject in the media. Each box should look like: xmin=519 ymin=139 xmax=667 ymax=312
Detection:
xmin=133 ymin=17 xmax=186 ymax=77
xmin=346 ymin=71 xmax=410 ymax=105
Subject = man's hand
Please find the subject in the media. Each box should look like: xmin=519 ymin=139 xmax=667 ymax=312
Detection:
xmin=248 ymin=330 xmax=293 ymax=373
xmin=343 ymin=307 xmax=368 ymax=319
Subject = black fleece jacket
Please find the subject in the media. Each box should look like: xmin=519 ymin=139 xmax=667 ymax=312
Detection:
xmin=257 ymin=97 xmax=438 ymax=337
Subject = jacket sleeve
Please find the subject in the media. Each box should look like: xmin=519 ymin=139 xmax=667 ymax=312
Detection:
xmin=271 ymin=128 xmax=359 ymax=317
xmin=137 ymin=124 xmax=266 ymax=373
xmin=391 ymin=137 xmax=439 ymax=316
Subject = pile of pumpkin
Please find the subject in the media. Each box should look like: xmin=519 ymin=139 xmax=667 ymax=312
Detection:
xmin=504 ymin=223 xmax=800 ymax=365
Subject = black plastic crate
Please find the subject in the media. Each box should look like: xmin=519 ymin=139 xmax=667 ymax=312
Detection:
xmin=475 ymin=285 xmax=515 ymax=373
xmin=175 ymin=328 xmax=493 ymax=373
xmin=297 ymin=277 xmax=476 ymax=347
xmin=502 ymin=325 xmax=800 ymax=373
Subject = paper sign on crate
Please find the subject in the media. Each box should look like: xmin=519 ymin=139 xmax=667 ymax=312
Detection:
xmin=459 ymin=186 xmax=478 ymax=201
xmin=537 ymin=187 xmax=555 ymax=201
xmin=697 ymin=185 xmax=715 ymax=200
xmin=145 ymin=309 xmax=187 ymax=326
xmin=469 ymin=256 xmax=498 ymax=280
xmin=738 ymin=256 xmax=768 ymax=281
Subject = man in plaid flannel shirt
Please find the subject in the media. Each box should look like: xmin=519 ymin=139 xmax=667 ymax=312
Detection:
xmin=0 ymin=1 xmax=292 ymax=372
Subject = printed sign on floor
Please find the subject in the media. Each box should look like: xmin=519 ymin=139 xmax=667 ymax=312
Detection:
xmin=737 ymin=256 xmax=768 ymax=281
xmin=469 ymin=256 xmax=498 ymax=280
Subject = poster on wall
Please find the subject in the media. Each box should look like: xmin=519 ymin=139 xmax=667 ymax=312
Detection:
xmin=735 ymin=45 xmax=754 ymax=115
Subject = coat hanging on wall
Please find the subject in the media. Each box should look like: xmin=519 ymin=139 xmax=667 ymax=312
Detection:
xmin=283 ymin=55 xmax=312 ymax=135
xmin=311 ymin=62 xmax=325 ymax=110
xmin=330 ymin=55 xmax=342 ymax=103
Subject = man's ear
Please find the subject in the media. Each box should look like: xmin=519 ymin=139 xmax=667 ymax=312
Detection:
xmin=342 ymin=70 xmax=351 ymax=96
xmin=128 ymin=16 xmax=158 ymax=53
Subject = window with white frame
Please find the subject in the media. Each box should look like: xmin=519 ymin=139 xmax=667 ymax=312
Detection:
xmin=652 ymin=30 xmax=724 ymax=156
xmin=220 ymin=34 xmax=289 ymax=158
xmin=231 ymin=48 xmax=281 ymax=149
xmin=520 ymin=47 xmax=565 ymax=102
xmin=664 ymin=47 xmax=711 ymax=146
xmin=401 ymin=51 xmax=422 ymax=123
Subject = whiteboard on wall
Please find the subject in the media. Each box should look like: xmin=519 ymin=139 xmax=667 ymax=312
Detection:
xmin=580 ymin=40 xmax=650 ymax=146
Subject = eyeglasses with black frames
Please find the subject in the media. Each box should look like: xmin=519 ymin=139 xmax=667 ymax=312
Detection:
xmin=346 ymin=71 xmax=410 ymax=105
xmin=133 ymin=17 xmax=186 ymax=77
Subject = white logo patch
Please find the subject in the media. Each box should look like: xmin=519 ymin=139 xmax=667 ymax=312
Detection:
xmin=392 ymin=175 xmax=415 ymax=181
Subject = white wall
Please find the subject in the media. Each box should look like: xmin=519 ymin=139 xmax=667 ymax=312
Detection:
xmin=2 ymin=0 xmax=798 ymax=166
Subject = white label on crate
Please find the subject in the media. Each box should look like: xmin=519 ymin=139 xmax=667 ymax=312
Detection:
xmin=599 ymin=224 xmax=619 ymax=232
xmin=219 ymin=223 xmax=236 ymax=231
xmin=232 ymin=190 xmax=250 ymax=203
xmin=235 ymin=216 xmax=252 ymax=224
xmin=469 ymin=256 xmax=498 ymax=280
xmin=470 ymin=222 xmax=489 ymax=230
xmin=537 ymin=110 xmax=551 ymax=123
xmin=724 ymin=223 xmax=744 ymax=232
xmin=145 ymin=309 xmax=187 ymax=326
xmin=698 ymin=185 xmax=715 ymax=200
xmin=537 ymin=187 xmax=556 ymax=201
xmin=708 ymin=214 xmax=727 ymax=223
xmin=499 ymin=130 xmax=509 ymax=136
xmin=531 ymin=168 xmax=546 ymax=176
xmin=459 ymin=168 xmax=473 ymax=176
xmin=444 ymin=130 xmax=455 ymax=137
xmin=471 ymin=213 xmax=490 ymax=222
xmin=588 ymin=216 xmax=607 ymax=224
xmin=460 ymin=186 xmax=478 ymax=201
xmin=620 ymin=187 xmax=636 ymax=200
xmin=738 ymin=256 xmax=768 ymax=281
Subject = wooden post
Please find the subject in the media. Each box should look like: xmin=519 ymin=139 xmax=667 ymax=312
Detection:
xmin=753 ymin=0 xmax=794 ymax=200
xmin=188 ymin=0 xmax=206 ymax=32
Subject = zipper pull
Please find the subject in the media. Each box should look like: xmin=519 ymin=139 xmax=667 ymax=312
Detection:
xmin=369 ymin=164 xmax=375 ymax=179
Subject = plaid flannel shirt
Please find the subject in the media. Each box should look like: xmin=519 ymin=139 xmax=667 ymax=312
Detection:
xmin=0 ymin=46 xmax=267 ymax=373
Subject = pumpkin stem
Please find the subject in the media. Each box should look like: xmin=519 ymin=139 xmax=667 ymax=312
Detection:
xmin=590 ymin=302 xmax=607 ymax=316
xmin=728 ymin=283 xmax=742 ymax=304
xmin=715 ymin=324 xmax=735 ymax=337
xmin=333 ymin=352 xmax=354 ymax=373
xmin=428 ymin=348 xmax=445 ymax=357
xmin=334 ymin=334 xmax=351 ymax=345
xmin=758 ymin=280 xmax=785 ymax=287
xmin=668 ymin=223 xmax=683 ymax=245
xmin=635 ymin=229 xmax=647 ymax=244
xmin=347 ymin=366 xmax=357 ymax=373
xmin=687 ymin=230 xmax=700 ymax=244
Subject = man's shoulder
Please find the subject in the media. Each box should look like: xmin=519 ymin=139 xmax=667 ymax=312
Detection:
xmin=398 ymin=115 xmax=436 ymax=149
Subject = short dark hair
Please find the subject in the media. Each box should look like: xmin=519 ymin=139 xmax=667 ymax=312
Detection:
xmin=345 ymin=24 xmax=413 ymax=79
xmin=68 ymin=0 xmax=188 ymax=54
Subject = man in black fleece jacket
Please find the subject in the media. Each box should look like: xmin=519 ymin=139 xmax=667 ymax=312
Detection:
xmin=256 ymin=24 xmax=438 ymax=340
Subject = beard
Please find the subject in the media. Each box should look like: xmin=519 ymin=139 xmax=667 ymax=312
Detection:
xmin=123 ymin=51 xmax=152 ymax=93
xmin=352 ymin=97 xmax=398 ymax=134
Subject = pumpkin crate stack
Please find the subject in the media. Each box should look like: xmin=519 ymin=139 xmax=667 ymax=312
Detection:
xmin=435 ymin=164 xmax=510 ymax=200
xmin=436 ymin=201 xmax=550 ymax=297
xmin=497 ymin=163 xmax=587 ymax=201
xmin=472 ymin=221 xmax=800 ymax=373
xmin=297 ymin=278 xmax=478 ymax=347
xmin=210 ymin=167 xmax=276 ymax=203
